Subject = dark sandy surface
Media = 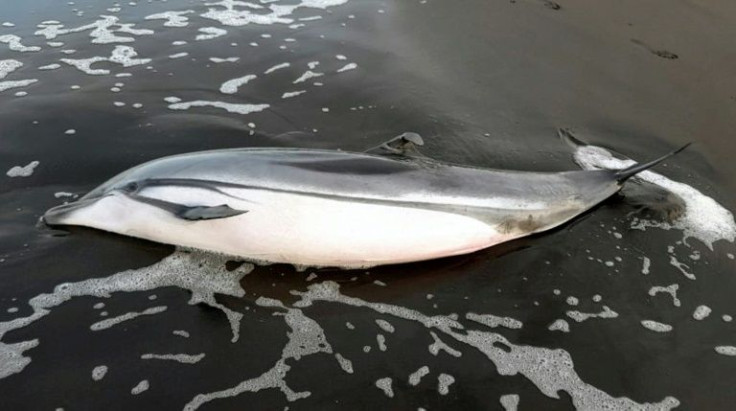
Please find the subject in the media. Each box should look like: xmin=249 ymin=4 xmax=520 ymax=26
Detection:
xmin=1 ymin=1 xmax=735 ymax=410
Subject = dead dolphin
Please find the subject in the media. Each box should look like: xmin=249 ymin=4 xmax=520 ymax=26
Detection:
xmin=43 ymin=130 xmax=688 ymax=268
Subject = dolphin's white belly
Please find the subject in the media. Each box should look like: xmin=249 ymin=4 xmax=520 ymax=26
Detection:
xmin=66 ymin=189 xmax=505 ymax=268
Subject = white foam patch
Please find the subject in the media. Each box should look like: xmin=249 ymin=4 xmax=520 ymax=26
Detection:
xmin=264 ymin=62 xmax=290 ymax=74
xmin=200 ymin=0 xmax=348 ymax=27
xmin=669 ymin=256 xmax=696 ymax=280
xmin=692 ymin=305 xmax=711 ymax=321
xmin=141 ymin=353 xmax=205 ymax=364
xmin=648 ymin=284 xmax=680 ymax=307
xmin=641 ymin=257 xmax=651 ymax=274
xmin=90 ymin=306 xmax=167 ymax=331
xmin=375 ymin=377 xmax=393 ymax=398
xmin=209 ymin=57 xmax=239 ymax=63
xmin=428 ymin=331 xmax=462 ymax=357
xmin=292 ymin=281 xmax=679 ymax=410
xmin=376 ymin=334 xmax=387 ymax=351
xmin=500 ymin=394 xmax=520 ymax=411
xmin=641 ymin=320 xmax=673 ymax=333
xmin=169 ymin=52 xmax=189 ymax=59
xmin=437 ymin=373 xmax=455 ymax=395
xmin=0 ymin=79 xmax=37 ymax=93
xmin=168 ymin=100 xmax=269 ymax=115
xmin=547 ymin=319 xmax=570 ymax=333
xmin=566 ymin=306 xmax=618 ymax=323
xmin=0 ymin=251 xmax=252 ymax=380
xmin=293 ymin=70 xmax=323 ymax=83
xmin=61 ymin=45 xmax=150 ymax=75
xmin=0 ymin=35 xmax=41 ymax=52
xmin=38 ymin=63 xmax=61 ymax=70
xmin=466 ymin=312 xmax=523 ymax=330
xmin=145 ymin=10 xmax=194 ymax=27
xmin=336 ymin=62 xmax=357 ymax=72
xmin=715 ymin=346 xmax=736 ymax=356
xmin=35 ymin=15 xmax=153 ymax=44
xmin=184 ymin=297 xmax=332 ymax=410
xmin=408 ymin=365 xmax=429 ymax=386
xmin=573 ymin=144 xmax=736 ymax=249
xmin=196 ymin=27 xmax=227 ymax=41
xmin=0 ymin=59 xmax=22 ymax=79
xmin=173 ymin=330 xmax=190 ymax=338
xmin=220 ymin=74 xmax=256 ymax=94
xmin=334 ymin=353 xmax=353 ymax=373
xmin=131 ymin=379 xmax=149 ymax=395
xmin=6 ymin=161 xmax=39 ymax=177
xmin=92 ymin=365 xmax=108 ymax=381
xmin=375 ymin=319 xmax=394 ymax=333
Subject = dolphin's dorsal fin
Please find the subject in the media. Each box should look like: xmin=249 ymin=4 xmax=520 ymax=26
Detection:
xmin=365 ymin=132 xmax=427 ymax=159
xmin=126 ymin=193 xmax=247 ymax=221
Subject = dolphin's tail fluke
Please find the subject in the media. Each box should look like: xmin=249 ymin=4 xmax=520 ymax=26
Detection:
xmin=613 ymin=143 xmax=691 ymax=183
xmin=557 ymin=128 xmax=690 ymax=183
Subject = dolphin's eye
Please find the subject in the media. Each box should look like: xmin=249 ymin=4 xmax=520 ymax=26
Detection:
xmin=124 ymin=182 xmax=139 ymax=192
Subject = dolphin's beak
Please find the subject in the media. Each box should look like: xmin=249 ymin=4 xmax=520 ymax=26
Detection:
xmin=43 ymin=197 xmax=100 ymax=226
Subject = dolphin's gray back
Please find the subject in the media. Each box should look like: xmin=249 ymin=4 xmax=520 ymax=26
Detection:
xmin=90 ymin=148 xmax=615 ymax=207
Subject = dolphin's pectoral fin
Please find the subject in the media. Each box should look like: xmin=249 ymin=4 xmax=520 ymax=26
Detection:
xmin=176 ymin=204 xmax=247 ymax=220
xmin=365 ymin=132 xmax=428 ymax=158
xmin=126 ymin=193 xmax=247 ymax=221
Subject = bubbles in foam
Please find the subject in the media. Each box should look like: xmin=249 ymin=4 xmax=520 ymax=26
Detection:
xmin=168 ymin=100 xmax=270 ymax=115
xmin=220 ymin=74 xmax=257 ymax=94
xmin=0 ymin=59 xmax=22 ymax=79
xmin=566 ymin=306 xmax=618 ymax=323
xmin=692 ymin=305 xmax=711 ymax=321
xmin=293 ymin=281 xmax=679 ymax=410
xmin=141 ymin=353 xmax=205 ymax=364
xmin=92 ymin=365 xmax=108 ymax=381
xmin=336 ymin=62 xmax=357 ymax=72
xmin=547 ymin=319 xmax=570 ymax=333
xmin=334 ymin=353 xmax=353 ymax=373
xmin=500 ymin=394 xmax=520 ymax=411
xmin=376 ymin=334 xmax=387 ymax=351
xmin=375 ymin=319 xmax=394 ymax=333
xmin=648 ymin=284 xmax=680 ymax=307
xmin=196 ymin=27 xmax=227 ymax=41
xmin=0 ymin=251 xmax=252 ymax=381
xmin=0 ymin=35 xmax=41 ymax=52
xmin=409 ymin=366 xmax=429 ymax=386
xmin=437 ymin=373 xmax=455 ymax=395
xmin=90 ymin=306 xmax=167 ymax=331
xmin=264 ymin=62 xmax=290 ymax=74
xmin=466 ymin=312 xmax=523 ymax=330
xmin=6 ymin=161 xmax=39 ymax=177
xmin=428 ymin=331 xmax=462 ymax=357
xmin=184 ymin=297 xmax=332 ymax=410
xmin=145 ymin=10 xmax=194 ymax=27
xmin=375 ymin=377 xmax=393 ymax=398
xmin=641 ymin=320 xmax=673 ymax=333
xmin=715 ymin=346 xmax=736 ymax=356
xmin=574 ymin=144 xmax=736 ymax=249
xmin=131 ymin=379 xmax=149 ymax=395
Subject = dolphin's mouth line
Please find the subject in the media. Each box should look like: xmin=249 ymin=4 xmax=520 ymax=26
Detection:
xmin=42 ymin=195 xmax=112 ymax=226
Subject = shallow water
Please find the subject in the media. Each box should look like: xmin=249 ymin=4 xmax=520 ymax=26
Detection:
xmin=1 ymin=0 xmax=735 ymax=409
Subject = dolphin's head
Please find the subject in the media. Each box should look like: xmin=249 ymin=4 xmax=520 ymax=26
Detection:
xmin=43 ymin=172 xmax=144 ymax=228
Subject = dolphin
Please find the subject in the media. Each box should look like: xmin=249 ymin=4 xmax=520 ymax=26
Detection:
xmin=43 ymin=130 xmax=688 ymax=268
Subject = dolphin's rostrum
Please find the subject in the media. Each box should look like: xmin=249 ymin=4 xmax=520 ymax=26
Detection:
xmin=44 ymin=131 xmax=688 ymax=268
